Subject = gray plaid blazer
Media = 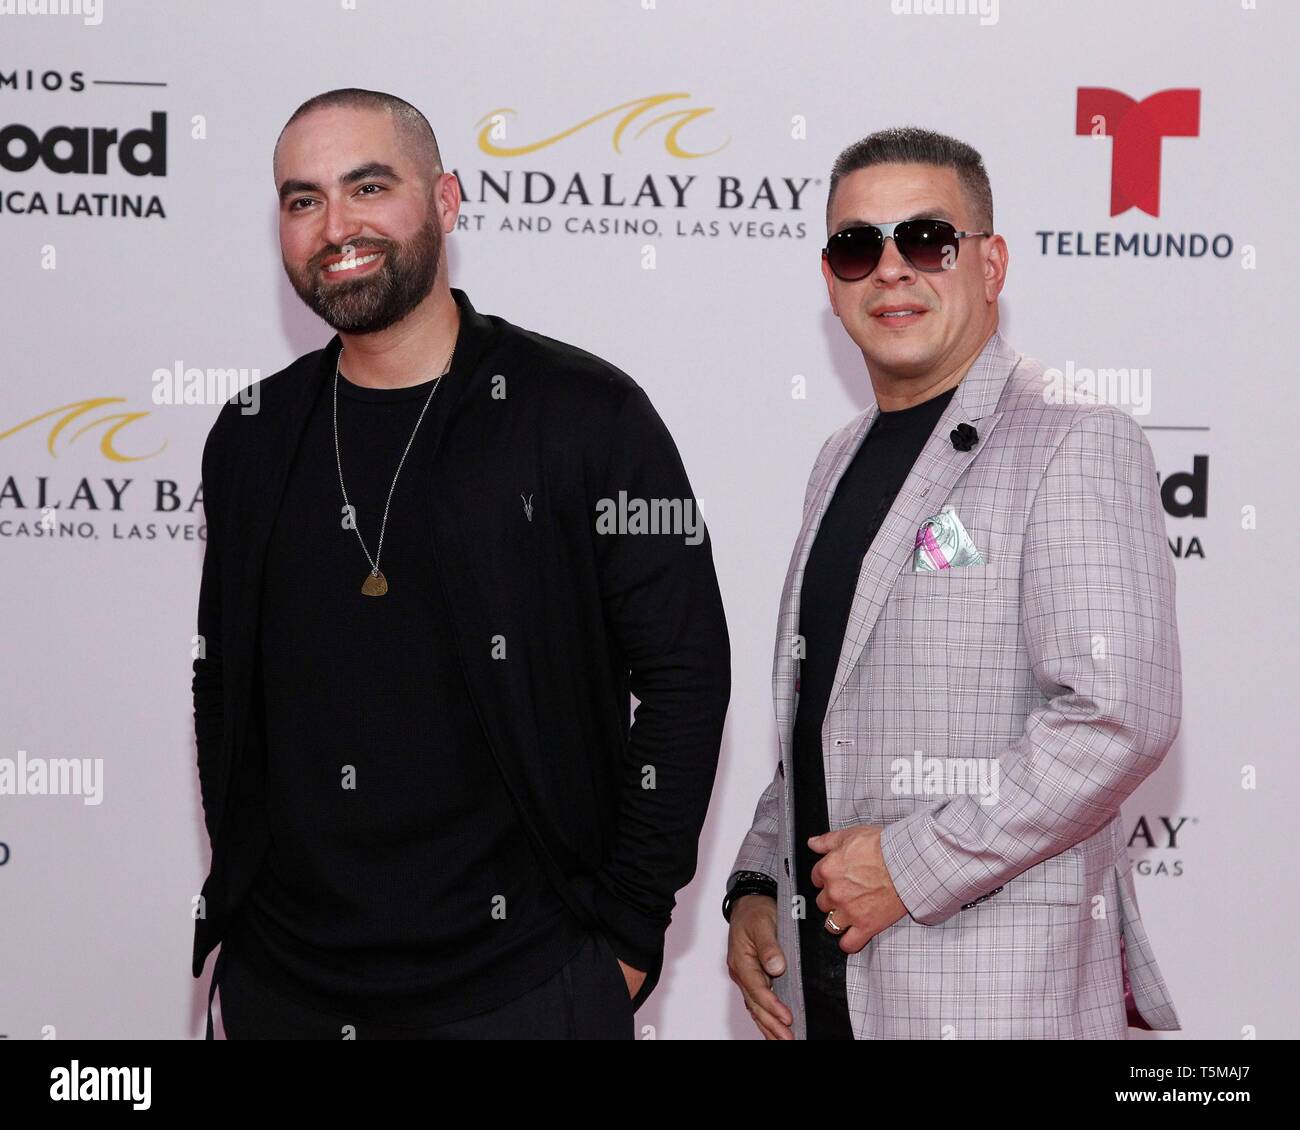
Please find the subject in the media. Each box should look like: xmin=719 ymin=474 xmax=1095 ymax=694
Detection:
xmin=729 ymin=330 xmax=1182 ymax=1039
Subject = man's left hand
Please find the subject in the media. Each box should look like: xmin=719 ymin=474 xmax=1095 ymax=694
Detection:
xmin=617 ymin=959 xmax=647 ymax=1000
xmin=808 ymin=825 xmax=908 ymax=953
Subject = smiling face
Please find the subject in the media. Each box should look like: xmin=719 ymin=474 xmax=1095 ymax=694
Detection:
xmin=822 ymin=162 xmax=1007 ymax=398
xmin=274 ymin=105 xmax=457 ymax=334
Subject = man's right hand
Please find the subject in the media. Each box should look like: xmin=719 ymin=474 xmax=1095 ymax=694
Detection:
xmin=727 ymin=893 xmax=794 ymax=1040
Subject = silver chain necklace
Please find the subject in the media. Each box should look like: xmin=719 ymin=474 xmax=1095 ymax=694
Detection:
xmin=332 ymin=335 xmax=457 ymax=596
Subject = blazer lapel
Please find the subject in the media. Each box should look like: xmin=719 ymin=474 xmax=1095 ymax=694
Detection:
xmin=773 ymin=405 xmax=878 ymax=746
xmin=821 ymin=331 xmax=1022 ymax=720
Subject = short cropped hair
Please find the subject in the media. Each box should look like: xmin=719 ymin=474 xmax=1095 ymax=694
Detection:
xmin=826 ymin=126 xmax=993 ymax=233
xmin=276 ymin=88 xmax=443 ymax=180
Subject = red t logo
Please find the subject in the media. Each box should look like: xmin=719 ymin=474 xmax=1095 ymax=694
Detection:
xmin=1076 ymin=88 xmax=1200 ymax=217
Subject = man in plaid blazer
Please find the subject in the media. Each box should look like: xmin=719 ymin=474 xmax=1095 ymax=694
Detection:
xmin=725 ymin=128 xmax=1181 ymax=1040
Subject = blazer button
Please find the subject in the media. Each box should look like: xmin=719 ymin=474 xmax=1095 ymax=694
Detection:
xmin=778 ymin=760 xmax=785 ymax=779
xmin=783 ymin=857 xmax=790 ymax=876
xmin=960 ymin=885 xmax=1004 ymax=910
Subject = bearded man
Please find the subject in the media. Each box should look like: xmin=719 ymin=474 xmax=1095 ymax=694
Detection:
xmin=191 ymin=88 xmax=729 ymax=1040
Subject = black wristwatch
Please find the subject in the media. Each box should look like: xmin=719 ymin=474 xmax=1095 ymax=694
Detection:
xmin=722 ymin=871 xmax=779 ymax=923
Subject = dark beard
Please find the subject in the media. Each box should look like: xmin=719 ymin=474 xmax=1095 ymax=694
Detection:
xmin=285 ymin=218 xmax=441 ymax=334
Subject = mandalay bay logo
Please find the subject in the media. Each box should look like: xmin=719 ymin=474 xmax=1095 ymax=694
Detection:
xmin=0 ymin=398 xmax=206 ymax=543
xmin=453 ymin=93 xmax=814 ymax=243
xmin=476 ymin=93 xmax=731 ymax=160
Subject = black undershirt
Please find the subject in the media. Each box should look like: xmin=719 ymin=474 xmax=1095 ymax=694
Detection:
xmin=223 ymin=355 xmax=586 ymax=1029
xmin=792 ymin=386 xmax=955 ymax=1039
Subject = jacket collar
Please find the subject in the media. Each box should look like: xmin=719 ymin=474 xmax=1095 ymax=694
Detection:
xmin=314 ymin=287 xmax=500 ymax=408
xmin=948 ymin=328 xmax=1020 ymax=425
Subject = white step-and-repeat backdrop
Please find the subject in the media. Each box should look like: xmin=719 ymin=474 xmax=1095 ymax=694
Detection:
xmin=2 ymin=0 xmax=1296 ymax=1038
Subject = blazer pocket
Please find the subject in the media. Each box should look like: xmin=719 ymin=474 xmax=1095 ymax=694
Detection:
xmin=988 ymin=846 xmax=1085 ymax=906
xmin=894 ymin=562 xmax=1001 ymax=592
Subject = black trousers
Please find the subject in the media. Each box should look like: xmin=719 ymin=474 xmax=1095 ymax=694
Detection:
xmin=215 ymin=931 xmax=636 ymax=1040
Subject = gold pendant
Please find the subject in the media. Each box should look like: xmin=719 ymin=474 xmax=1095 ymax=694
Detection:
xmin=361 ymin=570 xmax=388 ymax=596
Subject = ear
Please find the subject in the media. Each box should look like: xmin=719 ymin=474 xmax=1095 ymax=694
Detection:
xmin=820 ymin=251 xmax=841 ymax=318
xmin=981 ymin=232 xmax=1009 ymax=305
xmin=433 ymin=171 xmax=462 ymax=234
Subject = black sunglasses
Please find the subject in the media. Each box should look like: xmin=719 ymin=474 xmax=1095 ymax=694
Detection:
xmin=823 ymin=219 xmax=990 ymax=281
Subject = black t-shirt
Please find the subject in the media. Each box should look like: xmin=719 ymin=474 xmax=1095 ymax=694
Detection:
xmin=791 ymin=386 xmax=956 ymax=1039
xmin=223 ymin=353 xmax=587 ymax=1029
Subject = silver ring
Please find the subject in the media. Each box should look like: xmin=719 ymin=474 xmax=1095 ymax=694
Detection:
xmin=825 ymin=910 xmax=844 ymax=934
